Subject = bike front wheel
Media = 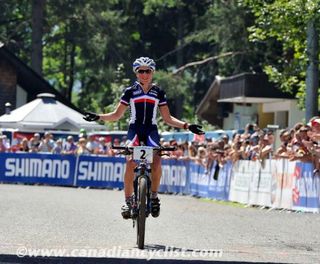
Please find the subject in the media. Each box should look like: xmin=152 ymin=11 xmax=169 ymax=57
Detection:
xmin=137 ymin=176 xmax=147 ymax=249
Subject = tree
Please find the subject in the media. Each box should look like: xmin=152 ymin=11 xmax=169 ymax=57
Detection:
xmin=243 ymin=0 xmax=320 ymax=114
xmin=1 ymin=0 xmax=289 ymax=125
xmin=31 ymin=0 xmax=45 ymax=75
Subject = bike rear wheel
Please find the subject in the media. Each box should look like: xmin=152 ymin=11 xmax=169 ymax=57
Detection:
xmin=137 ymin=176 xmax=147 ymax=249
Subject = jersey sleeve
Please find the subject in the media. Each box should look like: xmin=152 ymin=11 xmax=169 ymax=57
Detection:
xmin=158 ymin=89 xmax=167 ymax=107
xmin=120 ymin=88 xmax=131 ymax=106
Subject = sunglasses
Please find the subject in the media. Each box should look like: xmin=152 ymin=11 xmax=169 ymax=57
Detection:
xmin=137 ymin=69 xmax=152 ymax=74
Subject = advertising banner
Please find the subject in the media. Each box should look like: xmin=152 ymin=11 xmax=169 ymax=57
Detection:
xmin=208 ymin=161 xmax=232 ymax=201
xmin=248 ymin=159 xmax=273 ymax=207
xmin=229 ymin=160 xmax=253 ymax=204
xmin=0 ymin=152 xmax=319 ymax=213
xmin=189 ymin=162 xmax=210 ymax=197
xmin=159 ymin=159 xmax=189 ymax=194
xmin=270 ymin=159 xmax=286 ymax=209
xmin=278 ymin=160 xmax=295 ymax=210
xmin=75 ymin=155 xmax=126 ymax=188
xmin=292 ymin=162 xmax=320 ymax=213
xmin=0 ymin=152 xmax=75 ymax=186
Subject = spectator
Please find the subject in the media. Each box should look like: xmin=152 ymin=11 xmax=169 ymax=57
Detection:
xmin=79 ymin=128 xmax=87 ymax=139
xmin=52 ymin=139 xmax=63 ymax=154
xmin=244 ymin=123 xmax=255 ymax=135
xmin=289 ymin=125 xmax=311 ymax=162
xmin=0 ymin=135 xmax=7 ymax=152
xmin=247 ymin=132 xmax=261 ymax=160
xmin=86 ymin=134 xmax=99 ymax=154
xmin=19 ymin=137 xmax=30 ymax=152
xmin=0 ymin=135 xmax=11 ymax=152
xmin=188 ymin=141 xmax=198 ymax=160
xmin=173 ymin=142 xmax=186 ymax=159
xmin=63 ymin=136 xmax=77 ymax=154
xmin=254 ymin=132 xmax=273 ymax=162
xmin=120 ymin=135 xmax=127 ymax=146
xmin=109 ymin=138 xmax=121 ymax=156
xmin=76 ymin=137 xmax=90 ymax=155
xmin=30 ymin=133 xmax=41 ymax=149
xmin=195 ymin=146 xmax=207 ymax=167
xmin=38 ymin=132 xmax=55 ymax=153
xmin=29 ymin=137 xmax=38 ymax=152
xmin=274 ymin=129 xmax=291 ymax=159
xmin=221 ymin=134 xmax=230 ymax=145
xmin=229 ymin=133 xmax=242 ymax=162
xmin=96 ymin=137 xmax=108 ymax=155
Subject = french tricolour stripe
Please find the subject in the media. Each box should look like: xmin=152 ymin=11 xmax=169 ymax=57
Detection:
xmin=133 ymin=95 xmax=157 ymax=104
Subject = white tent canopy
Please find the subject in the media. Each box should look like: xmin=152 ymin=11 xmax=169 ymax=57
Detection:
xmin=0 ymin=93 xmax=106 ymax=132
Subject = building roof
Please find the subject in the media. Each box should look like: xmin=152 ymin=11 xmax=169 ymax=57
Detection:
xmin=0 ymin=44 xmax=81 ymax=112
xmin=196 ymin=73 xmax=295 ymax=125
xmin=217 ymin=73 xmax=295 ymax=103
xmin=0 ymin=93 xmax=105 ymax=132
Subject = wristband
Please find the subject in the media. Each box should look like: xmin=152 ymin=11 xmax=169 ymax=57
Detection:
xmin=183 ymin=123 xmax=188 ymax=130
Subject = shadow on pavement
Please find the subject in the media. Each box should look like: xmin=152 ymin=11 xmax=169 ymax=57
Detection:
xmin=0 ymin=254 xmax=288 ymax=264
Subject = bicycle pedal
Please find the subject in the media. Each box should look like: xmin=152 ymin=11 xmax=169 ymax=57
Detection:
xmin=131 ymin=211 xmax=138 ymax=219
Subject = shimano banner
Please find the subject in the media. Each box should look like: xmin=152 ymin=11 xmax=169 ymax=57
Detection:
xmin=75 ymin=155 xmax=126 ymax=188
xmin=208 ymin=161 xmax=232 ymax=200
xmin=1 ymin=152 xmax=319 ymax=212
xmin=159 ymin=159 xmax=189 ymax=194
xmin=0 ymin=152 xmax=75 ymax=185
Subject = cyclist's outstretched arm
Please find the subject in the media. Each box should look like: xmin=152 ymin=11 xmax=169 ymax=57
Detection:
xmin=99 ymin=103 xmax=127 ymax=122
xmin=159 ymin=105 xmax=188 ymax=129
xmin=83 ymin=103 xmax=127 ymax=122
xmin=159 ymin=105 xmax=205 ymax=135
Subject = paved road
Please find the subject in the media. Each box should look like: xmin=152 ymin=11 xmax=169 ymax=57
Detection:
xmin=0 ymin=183 xmax=319 ymax=264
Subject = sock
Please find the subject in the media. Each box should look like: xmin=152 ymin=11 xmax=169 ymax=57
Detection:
xmin=151 ymin=192 xmax=158 ymax=199
xmin=125 ymin=194 xmax=134 ymax=203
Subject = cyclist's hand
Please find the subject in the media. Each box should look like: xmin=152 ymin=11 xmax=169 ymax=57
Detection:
xmin=83 ymin=111 xmax=100 ymax=122
xmin=188 ymin=124 xmax=205 ymax=135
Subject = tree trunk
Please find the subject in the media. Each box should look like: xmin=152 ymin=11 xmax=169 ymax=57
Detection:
xmin=31 ymin=0 xmax=45 ymax=75
xmin=67 ymin=43 xmax=76 ymax=102
xmin=305 ymin=18 xmax=319 ymax=120
xmin=175 ymin=10 xmax=184 ymax=119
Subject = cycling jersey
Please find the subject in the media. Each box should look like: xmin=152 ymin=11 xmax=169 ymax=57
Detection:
xmin=120 ymin=81 xmax=167 ymax=125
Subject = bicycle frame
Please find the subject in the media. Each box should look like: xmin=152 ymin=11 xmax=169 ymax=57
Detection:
xmin=112 ymin=145 xmax=175 ymax=249
xmin=132 ymin=160 xmax=152 ymax=219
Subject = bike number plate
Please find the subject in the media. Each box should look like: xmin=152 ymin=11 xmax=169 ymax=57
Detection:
xmin=133 ymin=146 xmax=153 ymax=163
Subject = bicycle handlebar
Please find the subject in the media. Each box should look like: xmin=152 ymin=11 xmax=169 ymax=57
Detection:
xmin=111 ymin=145 xmax=176 ymax=152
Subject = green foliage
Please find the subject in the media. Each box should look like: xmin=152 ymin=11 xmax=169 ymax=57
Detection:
xmin=243 ymin=0 xmax=320 ymax=107
xmin=143 ymin=0 xmax=184 ymax=14
xmin=3 ymin=0 xmax=314 ymax=127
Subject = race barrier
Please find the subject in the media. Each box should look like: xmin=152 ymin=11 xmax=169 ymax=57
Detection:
xmin=229 ymin=159 xmax=320 ymax=213
xmin=0 ymin=153 xmax=319 ymax=212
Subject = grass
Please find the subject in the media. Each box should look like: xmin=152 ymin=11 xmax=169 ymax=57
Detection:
xmin=199 ymin=197 xmax=246 ymax=208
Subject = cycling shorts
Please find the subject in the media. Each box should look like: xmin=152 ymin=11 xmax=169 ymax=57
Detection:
xmin=126 ymin=124 xmax=160 ymax=147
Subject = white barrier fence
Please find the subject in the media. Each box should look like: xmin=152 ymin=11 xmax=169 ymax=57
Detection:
xmin=229 ymin=159 xmax=320 ymax=213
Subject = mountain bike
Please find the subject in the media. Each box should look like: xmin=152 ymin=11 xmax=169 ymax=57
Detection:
xmin=112 ymin=145 xmax=175 ymax=249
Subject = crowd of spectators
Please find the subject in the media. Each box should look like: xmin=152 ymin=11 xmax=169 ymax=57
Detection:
xmin=0 ymin=131 xmax=129 ymax=156
xmin=2 ymin=116 xmax=320 ymax=173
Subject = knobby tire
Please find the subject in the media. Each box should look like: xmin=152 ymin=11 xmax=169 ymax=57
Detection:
xmin=137 ymin=176 xmax=147 ymax=249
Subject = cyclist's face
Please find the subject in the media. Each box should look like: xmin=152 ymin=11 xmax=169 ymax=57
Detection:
xmin=136 ymin=66 xmax=153 ymax=84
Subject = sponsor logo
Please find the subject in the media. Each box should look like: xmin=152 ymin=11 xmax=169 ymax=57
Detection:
xmin=5 ymin=158 xmax=70 ymax=179
xmin=133 ymin=90 xmax=142 ymax=95
xmin=78 ymin=161 xmax=125 ymax=182
xmin=149 ymin=91 xmax=158 ymax=97
xmin=161 ymin=165 xmax=187 ymax=187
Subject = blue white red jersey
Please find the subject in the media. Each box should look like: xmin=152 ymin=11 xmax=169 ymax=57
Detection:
xmin=120 ymin=81 xmax=167 ymax=125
